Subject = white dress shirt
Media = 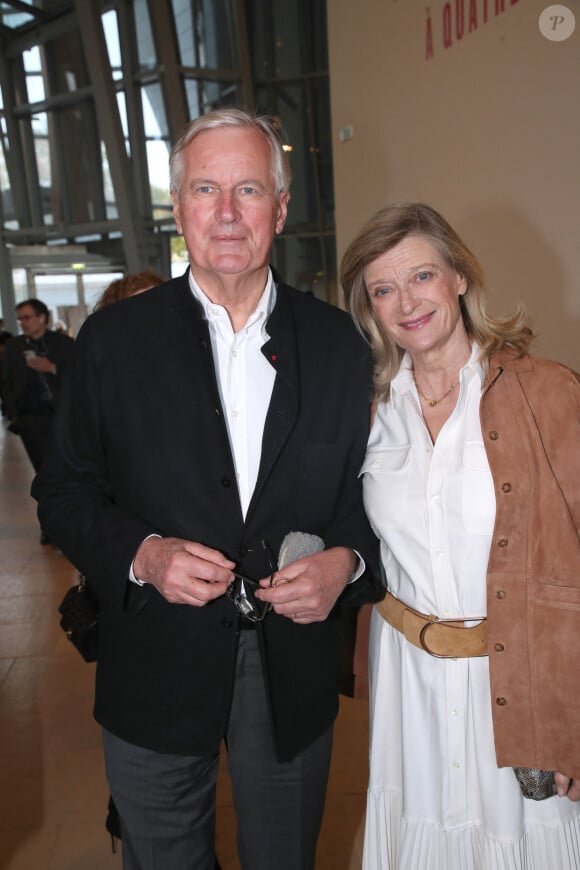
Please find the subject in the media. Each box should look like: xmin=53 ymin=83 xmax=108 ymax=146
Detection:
xmin=189 ymin=270 xmax=276 ymax=518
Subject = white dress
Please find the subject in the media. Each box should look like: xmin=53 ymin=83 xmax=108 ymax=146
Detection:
xmin=360 ymin=347 xmax=580 ymax=870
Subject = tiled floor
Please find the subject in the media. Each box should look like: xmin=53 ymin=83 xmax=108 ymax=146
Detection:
xmin=0 ymin=421 xmax=369 ymax=869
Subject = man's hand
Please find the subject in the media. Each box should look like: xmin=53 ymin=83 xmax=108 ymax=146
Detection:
xmin=555 ymin=772 xmax=580 ymax=801
xmin=26 ymin=355 xmax=56 ymax=374
xmin=255 ymin=546 xmax=356 ymax=624
xmin=133 ymin=536 xmax=235 ymax=606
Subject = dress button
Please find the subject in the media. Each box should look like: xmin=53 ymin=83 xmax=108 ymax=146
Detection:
xmin=496 ymin=590 xmax=507 ymax=599
xmin=221 ymin=617 xmax=233 ymax=629
xmin=221 ymin=476 xmax=233 ymax=487
xmin=496 ymin=697 xmax=507 ymax=706
xmin=494 ymin=643 xmax=505 ymax=652
xmin=497 ymin=538 xmax=508 ymax=548
xmin=199 ymin=338 xmax=208 ymax=349
xmin=489 ymin=431 xmax=499 ymax=440
xmin=501 ymin=483 xmax=512 ymax=493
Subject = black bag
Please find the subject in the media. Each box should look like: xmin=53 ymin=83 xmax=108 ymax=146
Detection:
xmin=58 ymin=576 xmax=99 ymax=662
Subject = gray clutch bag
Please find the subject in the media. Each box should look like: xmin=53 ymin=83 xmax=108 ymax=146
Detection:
xmin=512 ymin=767 xmax=557 ymax=800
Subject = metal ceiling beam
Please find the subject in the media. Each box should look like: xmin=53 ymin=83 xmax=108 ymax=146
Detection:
xmin=147 ymin=0 xmax=189 ymax=141
xmin=73 ymin=0 xmax=146 ymax=272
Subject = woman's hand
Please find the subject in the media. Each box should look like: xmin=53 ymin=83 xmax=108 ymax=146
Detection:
xmin=554 ymin=772 xmax=580 ymax=801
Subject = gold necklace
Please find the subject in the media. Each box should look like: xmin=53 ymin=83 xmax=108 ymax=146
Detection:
xmin=414 ymin=377 xmax=456 ymax=407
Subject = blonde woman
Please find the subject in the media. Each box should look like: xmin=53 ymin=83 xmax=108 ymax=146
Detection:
xmin=341 ymin=202 xmax=580 ymax=869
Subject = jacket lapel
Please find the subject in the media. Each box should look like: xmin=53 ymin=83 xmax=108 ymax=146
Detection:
xmin=161 ymin=275 xmax=244 ymax=522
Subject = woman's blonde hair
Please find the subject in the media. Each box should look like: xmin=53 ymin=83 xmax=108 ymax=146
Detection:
xmin=340 ymin=202 xmax=533 ymax=399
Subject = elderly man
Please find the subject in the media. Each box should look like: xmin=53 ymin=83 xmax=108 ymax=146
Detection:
xmin=33 ymin=109 xmax=379 ymax=870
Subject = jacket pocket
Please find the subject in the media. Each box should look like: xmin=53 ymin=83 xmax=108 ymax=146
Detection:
xmin=527 ymin=579 xmax=580 ymax=766
xmin=359 ymin=446 xmax=410 ymax=527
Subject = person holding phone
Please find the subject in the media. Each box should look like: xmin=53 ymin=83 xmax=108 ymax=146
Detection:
xmin=3 ymin=298 xmax=74 ymax=541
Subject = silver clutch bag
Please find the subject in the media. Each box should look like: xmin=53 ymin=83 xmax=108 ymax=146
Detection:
xmin=512 ymin=767 xmax=556 ymax=800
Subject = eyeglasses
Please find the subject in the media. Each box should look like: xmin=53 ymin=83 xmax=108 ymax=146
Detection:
xmin=225 ymin=539 xmax=276 ymax=623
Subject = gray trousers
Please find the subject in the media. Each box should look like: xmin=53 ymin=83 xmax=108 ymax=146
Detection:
xmin=103 ymin=630 xmax=333 ymax=870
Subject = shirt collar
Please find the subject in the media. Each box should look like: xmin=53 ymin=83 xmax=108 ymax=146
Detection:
xmin=187 ymin=268 xmax=276 ymax=338
xmin=390 ymin=343 xmax=487 ymax=410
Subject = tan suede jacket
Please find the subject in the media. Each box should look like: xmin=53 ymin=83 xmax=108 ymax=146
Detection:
xmin=481 ymin=350 xmax=580 ymax=778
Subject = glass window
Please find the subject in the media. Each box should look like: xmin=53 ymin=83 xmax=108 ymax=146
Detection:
xmin=57 ymin=103 xmax=106 ymax=224
xmin=172 ymin=0 xmax=239 ymax=70
xmin=1 ymin=140 xmax=17 ymax=228
xmin=272 ymin=235 xmax=336 ymax=302
xmin=43 ymin=32 xmax=90 ymax=97
xmin=101 ymin=142 xmax=118 ymax=221
xmin=183 ymin=77 xmax=239 ymax=118
xmin=141 ymin=84 xmax=168 ymax=138
xmin=1 ymin=8 xmax=35 ymax=30
xmin=33 ymin=273 xmax=79 ymax=308
xmin=23 ymin=46 xmax=45 ymax=104
xmin=23 ymin=45 xmax=42 ymax=73
xmin=116 ymin=91 xmax=130 ymax=154
xmin=134 ymin=0 xmax=157 ymax=70
xmin=12 ymin=269 xmax=29 ymax=304
xmin=146 ymin=140 xmax=171 ymax=211
xmin=102 ymin=10 xmax=123 ymax=81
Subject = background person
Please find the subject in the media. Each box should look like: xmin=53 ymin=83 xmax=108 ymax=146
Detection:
xmin=93 ymin=270 xmax=165 ymax=311
xmin=3 ymin=299 xmax=74 ymax=543
xmin=33 ymin=108 xmax=379 ymax=870
xmin=340 ymin=202 xmax=580 ymax=870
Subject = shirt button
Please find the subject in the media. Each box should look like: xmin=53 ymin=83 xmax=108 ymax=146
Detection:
xmin=453 ymin=761 xmax=461 ymax=768
xmin=233 ymin=410 xmax=239 ymax=418
xmin=450 ymin=709 xmax=458 ymax=717
xmin=215 ymin=407 xmax=221 ymax=417
xmin=496 ymin=697 xmax=507 ymax=706
xmin=494 ymin=643 xmax=505 ymax=652
xmin=496 ymin=590 xmax=507 ymax=599
xmin=221 ymin=476 xmax=233 ymax=488
xmin=489 ymin=431 xmax=499 ymax=440
xmin=199 ymin=338 xmax=208 ymax=349
xmin=501 ymin=483 xmax=512 ymax=493
xmin=232 ymin=350 xmax=238 ymax=358
xmin=497 ymin=538 xmax=508 ymax=548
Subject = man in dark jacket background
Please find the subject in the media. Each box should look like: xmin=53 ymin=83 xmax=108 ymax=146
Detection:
xmin=3 ymin=298 xmax=74 ymax=542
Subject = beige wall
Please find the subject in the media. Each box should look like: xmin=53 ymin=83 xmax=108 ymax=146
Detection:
xmin=328 ymin=0 xmax=580 ymax=369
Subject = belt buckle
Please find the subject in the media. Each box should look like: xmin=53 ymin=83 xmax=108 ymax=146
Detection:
xmin=419 ymin=616 xmax=487 ymax=658
xmin=418 ymin=617 xmax=454 ymax=658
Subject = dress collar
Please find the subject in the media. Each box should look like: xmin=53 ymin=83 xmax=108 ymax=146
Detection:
xmin=389 ymin=343 xmax=487 ymax=410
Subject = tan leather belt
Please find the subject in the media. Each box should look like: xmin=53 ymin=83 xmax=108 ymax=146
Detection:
xmin=376 ymin=591 xmax=488 ymax=658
